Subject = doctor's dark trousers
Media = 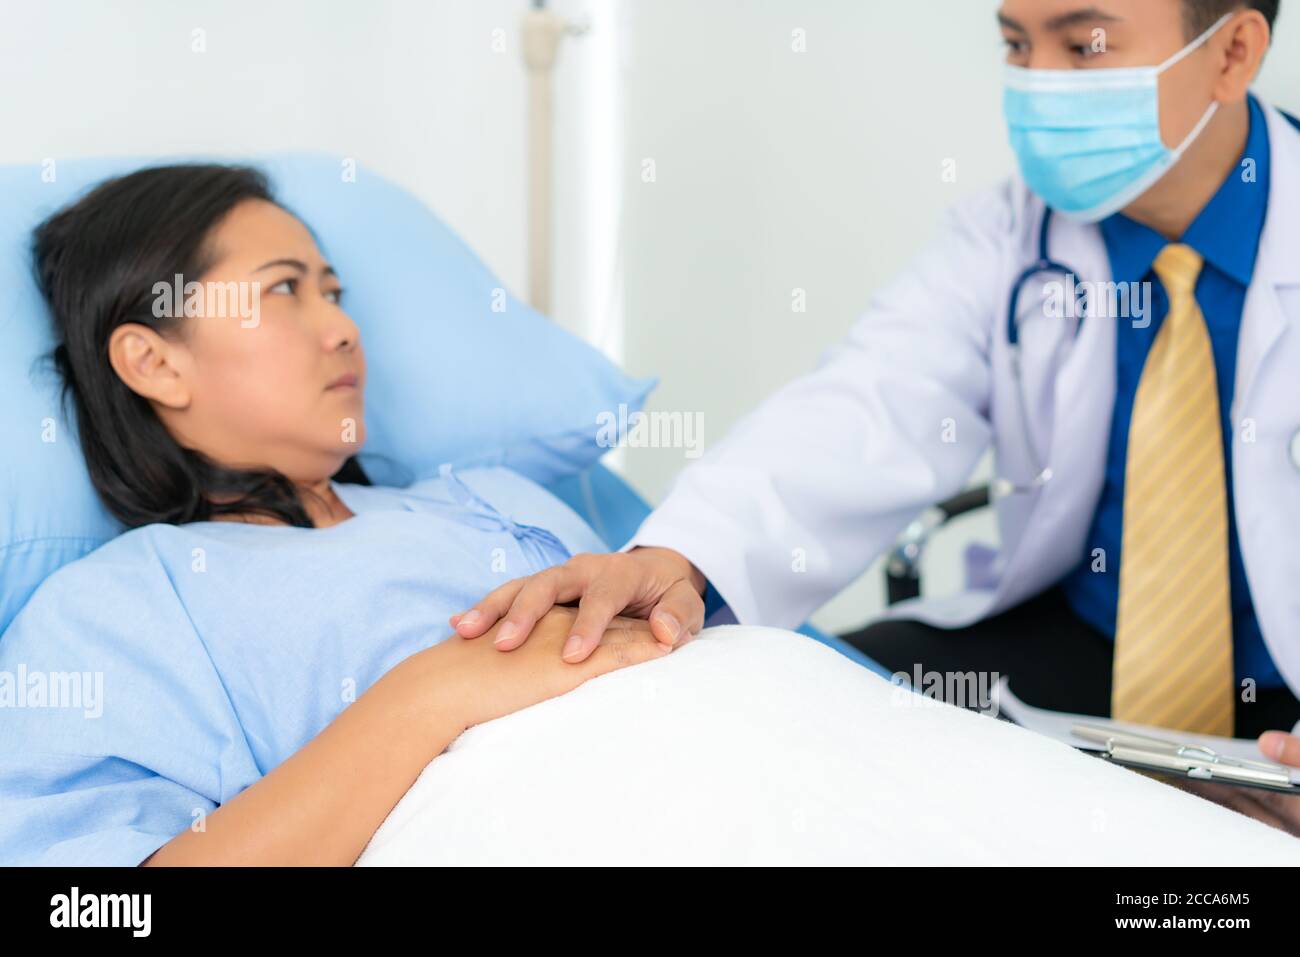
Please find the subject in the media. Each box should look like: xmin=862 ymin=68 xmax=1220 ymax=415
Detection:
xmin=842 ymin=587 xmax=1300 ymax=740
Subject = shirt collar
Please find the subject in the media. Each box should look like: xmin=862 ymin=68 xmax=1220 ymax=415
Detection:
xmin=1100 ymin=94 xmax=1270 ymax=287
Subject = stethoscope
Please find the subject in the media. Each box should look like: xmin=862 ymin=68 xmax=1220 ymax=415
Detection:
xmin=994 ymin=208 xmax=1076 ymax=499
xmin=996 ymin=208 xmax=1300 ymax=498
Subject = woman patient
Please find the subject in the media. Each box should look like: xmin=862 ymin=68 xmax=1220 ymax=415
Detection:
xmin=0 ymin=165 xmax=671 ymax=866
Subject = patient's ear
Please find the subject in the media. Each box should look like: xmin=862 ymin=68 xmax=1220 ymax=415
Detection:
xmin=107 ymin=323 xmax=192 ymax=409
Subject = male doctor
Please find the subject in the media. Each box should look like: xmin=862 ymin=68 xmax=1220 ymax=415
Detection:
xmin=454 ymin=0 xmax=1300 ymax=826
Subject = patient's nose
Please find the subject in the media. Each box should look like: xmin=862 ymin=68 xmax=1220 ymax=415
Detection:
xmin=323 ymin=311 xmax=361 ymax=352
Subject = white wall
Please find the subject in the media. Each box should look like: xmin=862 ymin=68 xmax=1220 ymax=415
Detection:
xmin=612 ymin=0 xmax=1300 ymax=633
xmin=0 ymin=0 xmax=618 ymax=345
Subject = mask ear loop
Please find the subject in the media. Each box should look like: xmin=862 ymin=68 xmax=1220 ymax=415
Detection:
xmin=1170 ymin=100 xmax=1221 ymax=155
xmin=1155 ymin=11 xmax=1234 ymax=157
xmin=1155 ymin=11 xmax=1234 ymax=74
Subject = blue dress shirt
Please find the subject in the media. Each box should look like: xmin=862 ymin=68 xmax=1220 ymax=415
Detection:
xmin=1061 ymin=95 xmax=1280 ymax=688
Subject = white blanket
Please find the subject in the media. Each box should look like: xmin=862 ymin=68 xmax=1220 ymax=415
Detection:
xmin=358 ymin=625 xmax=1300 ymax=866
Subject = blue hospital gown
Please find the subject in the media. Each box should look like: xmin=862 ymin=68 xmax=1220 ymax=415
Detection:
xmin=0 ymin=466 xmax=604 ymax=865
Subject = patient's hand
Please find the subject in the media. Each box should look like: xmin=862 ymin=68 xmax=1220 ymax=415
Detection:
xmin=434 ymin=607 xmax=670 ymax=732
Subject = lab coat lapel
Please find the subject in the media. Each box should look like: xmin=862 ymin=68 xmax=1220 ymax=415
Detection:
xmin=1234 ymin=102 xmax=1300 ymax=692
xmin=1237 ymin=102 xmax=1300 ymax=406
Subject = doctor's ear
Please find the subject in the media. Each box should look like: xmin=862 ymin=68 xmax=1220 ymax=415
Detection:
xmin=107 ymin=323 xmax=193 ymax=410
xmin=1211 ymin=11 xmax=1271 ymax=102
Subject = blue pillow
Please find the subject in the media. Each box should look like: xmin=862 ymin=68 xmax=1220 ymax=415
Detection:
xmin=0 ymin=153 xmax=652 ymax=632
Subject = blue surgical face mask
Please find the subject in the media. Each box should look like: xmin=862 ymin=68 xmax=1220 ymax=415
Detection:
xmin=1003 ymin=13 xmax=1231 ymax=223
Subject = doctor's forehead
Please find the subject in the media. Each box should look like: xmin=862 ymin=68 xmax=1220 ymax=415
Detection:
xmin=996 ymin=0 xmax=1182 ymax=35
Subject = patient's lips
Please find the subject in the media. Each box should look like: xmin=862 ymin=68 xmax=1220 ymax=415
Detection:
xmin=326 ymin=372 xmax=359 ymax=391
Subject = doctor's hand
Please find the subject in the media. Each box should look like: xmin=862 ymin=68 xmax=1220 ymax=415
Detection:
xmin=449 ymin=547 xmax=708 ymax=663
xmin=1176 ymin=731 xmax=1300 ymax=837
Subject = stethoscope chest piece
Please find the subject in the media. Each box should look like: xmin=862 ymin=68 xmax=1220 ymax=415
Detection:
xmin=1290 ymin=427 xmax=1300 ymax=471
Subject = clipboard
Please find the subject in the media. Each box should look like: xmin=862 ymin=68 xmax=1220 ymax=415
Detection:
xmin=991 ymin=678 xmax=1300 ymax=795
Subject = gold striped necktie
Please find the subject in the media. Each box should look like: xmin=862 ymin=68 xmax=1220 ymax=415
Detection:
xmin=1111 ymin=242 xmax=1234 ymax=736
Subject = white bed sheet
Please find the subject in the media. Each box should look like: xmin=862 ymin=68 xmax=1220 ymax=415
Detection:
xmin=358 ymin=625 xmax=1300 ymax=866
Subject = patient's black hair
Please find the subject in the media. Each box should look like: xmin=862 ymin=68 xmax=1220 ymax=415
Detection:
xmin=33 ymin=163 xmax=367 ymax=530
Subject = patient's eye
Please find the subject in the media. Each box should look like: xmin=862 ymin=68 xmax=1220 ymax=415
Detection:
xmin=268 ymin=278 xmax=298 ymax=295
xmin=325 ymin=288 xmax=344 ymax=305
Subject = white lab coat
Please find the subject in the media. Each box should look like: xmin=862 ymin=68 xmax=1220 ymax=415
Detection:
xmin=629 ymin=100 xmax=1300 ymax=695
